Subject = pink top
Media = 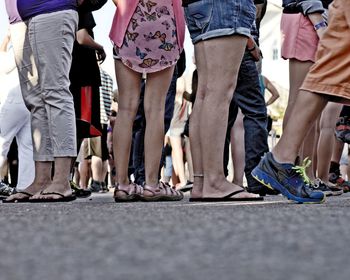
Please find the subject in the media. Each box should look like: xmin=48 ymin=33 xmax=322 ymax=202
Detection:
xmin=109 ymin=0 xmax=185 ymax=50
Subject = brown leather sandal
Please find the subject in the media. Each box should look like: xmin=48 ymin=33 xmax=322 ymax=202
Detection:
xmin=142 ymin=182 xmax=184 ymax=202
xmin=113 ymin=183 xmax=143 ymax=202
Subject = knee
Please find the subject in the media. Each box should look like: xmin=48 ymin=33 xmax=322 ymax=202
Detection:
xmin=207 ymin=81 xmax=236 ymax=105
xmin=144 ymin=102 xmax=165 ymax=122
xmin=118 ymin=99 xmax=139 ymax=120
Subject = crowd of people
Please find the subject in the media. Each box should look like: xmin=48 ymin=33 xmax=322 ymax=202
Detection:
xmin=1 ymin=0 xmax=350 ymax=204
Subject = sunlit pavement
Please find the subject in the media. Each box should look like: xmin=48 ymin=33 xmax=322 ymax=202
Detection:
xmin=1 ymin=192 xmax=350 ymax=280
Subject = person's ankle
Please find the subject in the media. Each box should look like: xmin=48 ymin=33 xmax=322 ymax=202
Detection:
xmin=50 ymin=179 xmax=70 ymax=187
xmin=271 ymin=151 xmax=295 ymax=165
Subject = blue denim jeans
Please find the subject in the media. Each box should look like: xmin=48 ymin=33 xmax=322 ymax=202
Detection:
xmin=226 ymin=52 xmax=268 ymax=190
xmin=184 ymin=0 xmax=256 ymax=44
xmin=132 ymin=68 xmax=178 ymax=185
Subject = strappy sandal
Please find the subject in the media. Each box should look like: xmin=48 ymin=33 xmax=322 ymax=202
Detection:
xmin=113 ymin=183 xmax=143 ymax=202
xmin=142 ymin=182 xmax=184 ymax=202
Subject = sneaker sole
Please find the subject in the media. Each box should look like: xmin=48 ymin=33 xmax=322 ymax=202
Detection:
xmin=252 ymin=167 xmax=325 ymax=204
xmin=330 ymin=190 xmax=343 ymax=196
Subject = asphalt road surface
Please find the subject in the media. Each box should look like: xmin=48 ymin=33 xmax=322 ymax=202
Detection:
xmin=1 ymin=192 xmax=350 ymax=280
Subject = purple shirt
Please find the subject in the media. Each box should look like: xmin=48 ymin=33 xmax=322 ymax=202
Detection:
xmin=5 ymin=0 xmax=22 ymax=24
xmin=17 ymin=0 xmax=77 ymax=21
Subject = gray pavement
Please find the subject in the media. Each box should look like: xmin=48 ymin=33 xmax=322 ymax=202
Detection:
xmin=1 ymin=192 xmax=350 ymax=280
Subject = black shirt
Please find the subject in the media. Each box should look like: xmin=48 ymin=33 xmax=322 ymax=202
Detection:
xmin=70 ymin=11 xmax=101 ymax=87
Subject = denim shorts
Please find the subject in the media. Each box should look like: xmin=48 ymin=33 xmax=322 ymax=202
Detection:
xmin=184 ymin=0 xmax=256 ymax=44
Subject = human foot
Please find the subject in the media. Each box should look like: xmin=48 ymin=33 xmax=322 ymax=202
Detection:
xmin=4 ymin=181 xmax=50 ymax=203
xmin=189 ymin=186 xmax=263 ymax=202
xmin=30 ymin=181 xmax=73 ymax=202
xmin=199 ymin=176 xmax=260 ymax=200
xmin=114 ymin=183 xmax=143 ymax=202
xmin=142 ymin=182 xmax=183 ymax=202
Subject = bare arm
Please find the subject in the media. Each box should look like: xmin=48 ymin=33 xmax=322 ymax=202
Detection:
xmin=0 ymin=31 xmax=11 ymax=52
xmin=307 ymin=12 xmax=327 ymax=38
xmin=264 ymin=76 xmax=280 ymax=106
xmin=246 ymin=36 xmax=261 ymax=62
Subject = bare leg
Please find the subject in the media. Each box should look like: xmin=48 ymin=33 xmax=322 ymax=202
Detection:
xmin=312 ymin=117 xmax=321 ymax=176
xmin=331 ymin=139 xmax=344 ymax=164
xmin=184 ymin=137 xmax=194 ymax=182
xmin=301 ymin=123 xmax=317 ymax=180
xmin=285 ymin=59 xmax=316 ymax=176
xmin=273 ymin=90 xmax=328 ymax=163
xmin=170 ymin=135 xmax=187 ymax=187
xmin=32 ymin=157 xmax=73 ymax=199
xmin=283 ymin=59 xmax=313 ymax=127
xmin=91 ymin=156 xmax=105 ymax=182
xmin=317 ymin=102 xmax=342 ymax=182
xmin=79 ymin=159 xmax=90 ymax=189
xmin=113 ymin=60 xmax=141 ymax=188
xmin=199 ymin=36 xmax=257 ymax=198
xmin=231 ymin=109 xmax=245 ymax=186
xmin=143 ymin=66 xmax=175 ymax=186
xmin=189 ymin=42 xmax=206 ymax=198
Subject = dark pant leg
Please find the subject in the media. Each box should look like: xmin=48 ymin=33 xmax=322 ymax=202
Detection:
xmin=224 ymin=99 xmax=239 ymax=177
xmin=234 ymin=53 xmax=268 ymax=189
xmin=132 ymin=80 xmax=146 ymax=184
xmin=339 ymin=105 xmax=350 ymax=117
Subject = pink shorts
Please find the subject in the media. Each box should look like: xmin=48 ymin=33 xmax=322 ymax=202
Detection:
xmin=280 ymin=13 xmax=319 ymax=62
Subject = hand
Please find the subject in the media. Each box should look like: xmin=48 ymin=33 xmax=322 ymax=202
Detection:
xmin=248 ymin=43 xmax=262 ymax=62
xmin=246 ymin=37 xmax=261 ymax=62
xmin=96 ymin=48 xmax=106 ymax=64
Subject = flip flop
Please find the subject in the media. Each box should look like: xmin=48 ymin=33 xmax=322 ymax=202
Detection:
xmin=2 ymin=191 xmax=33 ymax=203
xmin=189 ymin=189 xmax=264 ymax=202
xmin=29 ymin=192 xmax=76 ymax=203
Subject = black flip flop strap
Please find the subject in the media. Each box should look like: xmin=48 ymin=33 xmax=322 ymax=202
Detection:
xmin=15 ymin=191 xmax=33 ymax=197
xmin=40 ymin=192 xmax=65 ymax=198
xmin=224 ymin=189 xmax=245 ymax=198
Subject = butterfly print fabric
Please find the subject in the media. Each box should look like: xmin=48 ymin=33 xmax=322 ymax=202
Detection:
xmin=114 ymin=0 xmax=180 ymax=74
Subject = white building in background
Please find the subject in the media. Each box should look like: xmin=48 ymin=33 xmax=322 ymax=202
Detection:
xmin=260 ymin=1 xmax=289 ymax=115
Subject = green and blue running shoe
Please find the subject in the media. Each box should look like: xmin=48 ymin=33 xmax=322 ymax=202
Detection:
xmin=251 ymin=152 xmax=325 ymax=204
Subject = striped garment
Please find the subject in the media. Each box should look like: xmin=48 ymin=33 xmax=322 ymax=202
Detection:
xmin=99 ymin=69 xmax=114 ymax=125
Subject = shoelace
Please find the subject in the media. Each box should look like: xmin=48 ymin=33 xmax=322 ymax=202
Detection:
xmin=292 ymin=157 xmax=312 ymax=185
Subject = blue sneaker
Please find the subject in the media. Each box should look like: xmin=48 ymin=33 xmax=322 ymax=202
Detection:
xmin=251 ymin=152 xmax=325 ymax=204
